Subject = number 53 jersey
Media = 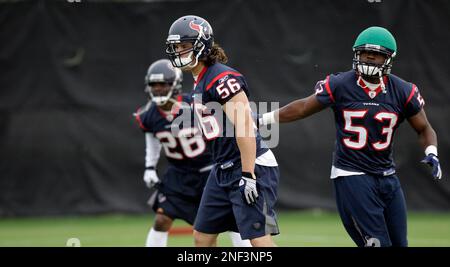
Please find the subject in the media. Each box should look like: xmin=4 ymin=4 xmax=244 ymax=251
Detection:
xmin=315 ymin=70 xmax=425 ymax=176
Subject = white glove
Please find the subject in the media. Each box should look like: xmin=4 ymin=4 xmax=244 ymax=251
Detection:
xmin=143 ymin=168 xmax=160 ymax=189
xmin=239 ymin=173 xmax=259 ymax=205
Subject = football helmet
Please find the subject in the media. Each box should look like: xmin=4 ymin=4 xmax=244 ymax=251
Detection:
xmin=352 ymin=26 xmax=397 ymax=77
xmin=144 ymin=59 xmax=183 ymax=106
xmin=166 ymin=15 xmax=214 ymax=68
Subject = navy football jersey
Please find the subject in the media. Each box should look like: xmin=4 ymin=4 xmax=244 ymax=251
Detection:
xmin=191 ymin=63 xmax=268 ymax=165
xmin=135 ymin=94 xmax=212 ymax=172
xmin=315 ymin=70 xmax=424 ymax=176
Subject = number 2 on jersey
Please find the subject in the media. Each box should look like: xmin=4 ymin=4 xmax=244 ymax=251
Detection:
xmin=156 ymin=128 xmax=206 ymax=159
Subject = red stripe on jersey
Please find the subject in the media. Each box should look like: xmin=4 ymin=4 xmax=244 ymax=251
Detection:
xmin=383 ymin=75 xmax=388 ymax=85
xmin=324 ymin=75 xmax=335 ymax=103
xmin=172 ymin=94 xmax=183 ymax=115
xmin=404 ymin=84 xmax=416 ymax=107
xmin=205 ymin=71 xmax=242 ymax=91
xmin=194 ymin=66 xmax=208 ymax=86
xmin=135 ymin=109 xmax=149 ymax=131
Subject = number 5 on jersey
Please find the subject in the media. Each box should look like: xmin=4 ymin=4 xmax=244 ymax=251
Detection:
xmin=216 ymin=78 xmax=241 ymax=99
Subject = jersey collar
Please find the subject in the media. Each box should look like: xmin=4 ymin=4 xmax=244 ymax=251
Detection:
xmin=193 ymin=66 xmax=208 ymax=87
xmin=356 ymin=75 xmax=388 ymax=99
xmin=157 ymin=94 xmax=183 ymax=122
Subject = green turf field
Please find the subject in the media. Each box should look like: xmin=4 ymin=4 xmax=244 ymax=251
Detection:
xmin=0 ymin=210 xmax=449 ymax=247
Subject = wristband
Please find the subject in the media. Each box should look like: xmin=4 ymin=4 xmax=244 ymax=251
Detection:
xmin=242 ymin=172 xmax=254 ymax=179
xmin=261 ymin=111 xmax=277 ymax=125
xmin=425 ymin=145 xmax=438 ymax=156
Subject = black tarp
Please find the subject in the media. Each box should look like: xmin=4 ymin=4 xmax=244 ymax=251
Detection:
xmin=0 ymin=0 xmax=449 ymax=216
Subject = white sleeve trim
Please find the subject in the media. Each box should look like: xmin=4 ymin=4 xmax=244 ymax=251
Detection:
xmin=145 ymin=133 xmax=162 ymax=168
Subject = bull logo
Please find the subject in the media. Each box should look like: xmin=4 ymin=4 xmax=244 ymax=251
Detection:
xmin=189 ymin=20 xmax=211 ymax=40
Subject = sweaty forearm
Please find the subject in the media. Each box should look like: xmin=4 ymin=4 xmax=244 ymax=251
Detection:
xmin=237 ymin=135 xmax=257 ymax=174
xmin=261 ymin=95 xmax=325 ymax=125
xmin=260 ymin=99 xmax=306 ymax=125
xmin=277 ymin=99 xmax=308 ymax=122
xmin=237 ymin=108 xmax=257 ymax=174
xmin=418 ymin=126 xmax=438 ymax=154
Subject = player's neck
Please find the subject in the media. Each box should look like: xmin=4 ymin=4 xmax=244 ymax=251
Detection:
xmin=158 ymin=101 xmax=174 ymax=112
xmin=361 ymin=75 xmax=380 ymax=85
xmin=191 ymin=62 xmax=206 ymax=80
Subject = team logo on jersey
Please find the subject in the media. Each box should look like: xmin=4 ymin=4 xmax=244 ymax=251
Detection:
xmin=189 ymin=20 xmax=212 ymax=40
xmin=368 ymin=91 xmax=376 ymax=99
xmin=218 ymin=75 xmax=230 ymax=84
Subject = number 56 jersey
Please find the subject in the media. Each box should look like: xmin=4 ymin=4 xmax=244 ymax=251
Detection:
xmin=191 ymin=63 xmax=269 ymax=166
xmin=315 ymin=70 xmax=424 ymax=176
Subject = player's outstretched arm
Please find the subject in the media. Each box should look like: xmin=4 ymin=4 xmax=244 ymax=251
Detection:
xmin=407 ymin=109 xmax=442 ymax=179
xmin=260 ymin=94 xmax=326 ymax=125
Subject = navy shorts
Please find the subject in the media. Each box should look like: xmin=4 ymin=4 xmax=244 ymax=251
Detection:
xmin=333 ymin=174 xmax=407 ymax=247
xmin=194 ymin=163 xmax=280 ymax=240
xmin=148 ymin=166 xmax=209 ymax=225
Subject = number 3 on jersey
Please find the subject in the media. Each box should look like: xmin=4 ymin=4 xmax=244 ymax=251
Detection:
xmin=343 ymin=110 xmax=398 ymax=151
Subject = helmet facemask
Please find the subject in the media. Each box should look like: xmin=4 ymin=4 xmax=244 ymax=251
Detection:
xmin=145 ymin=68 xmax=182 ymax=106
xmin=353 ymin=45 xmax=396 ymax=78
xmin=145 ymin=83 xmax=175 ymax=106
xmin=166 ymin=38 xmax=206 ymax=69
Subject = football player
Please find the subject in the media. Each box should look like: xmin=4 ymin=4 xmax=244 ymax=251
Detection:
xmin=135 ymin=59 xmax=250 ymax=247
xmin=259 ymin=26 xmax=442 ymax=247
xmin=166 ymin=15 xmax=280 ymax=247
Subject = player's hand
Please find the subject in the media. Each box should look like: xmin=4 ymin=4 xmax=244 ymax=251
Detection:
xmin=239 ymin=173 xmax=258 ymax=205
xmin=143 ymin=168 xmax=160 ymax=188
xmin=421 ymin=154 xmax=442 ymax=180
